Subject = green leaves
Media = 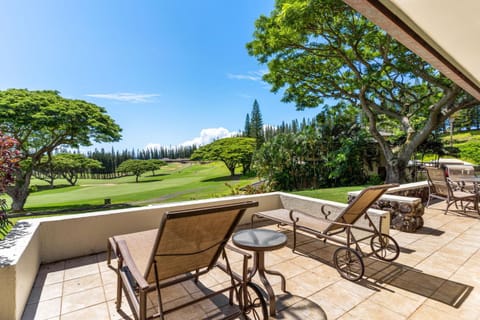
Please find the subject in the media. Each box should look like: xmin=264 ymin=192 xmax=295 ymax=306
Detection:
xmin=190 ymin=137 xmax=256 ymax=176
xmin=0 ymin=88 xmax=122 ymax=210
xmin=254 ymin=110 xmax=368 ymax=190
xmin=116 ymin=159 xmax=165 ymax=183
xmin=0 ymin=89 xmax=122 ymax=152
xmin=248 ymin=0 xmax=477 ymax=182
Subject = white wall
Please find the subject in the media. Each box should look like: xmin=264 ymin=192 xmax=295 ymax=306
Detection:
xmin=0 ymin=192 xmax=388 ymax=320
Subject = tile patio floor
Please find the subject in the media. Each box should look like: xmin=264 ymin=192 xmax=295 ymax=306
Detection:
xmin=22 ymin=202 xmax=480 ymax=319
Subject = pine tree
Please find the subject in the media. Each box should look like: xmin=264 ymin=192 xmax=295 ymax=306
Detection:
xmin=244 ymin=113 xmax=251 ymax=137
xmin=249 ymin=99 xmax=264 ymax=148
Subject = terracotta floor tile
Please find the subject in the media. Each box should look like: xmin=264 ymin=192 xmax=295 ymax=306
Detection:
xmin=62 ymin=273 xmax=102 ymax=296
xmin=346 ymin=300 xmax=407 ymax=320
xmin=101 ymin=269 xmax=118 ymax=285
xmin=21 ymin=297 xmax=61 ymax=320
xmin=27 ymin=282 xmax=63 ymax=304
xmin=61 ymin=286 xmax=106 ymax=314
xmin=63 ymin=263 xmax=99 ymax=281
xmin=60 ymin=303 xmax=110 ymax=320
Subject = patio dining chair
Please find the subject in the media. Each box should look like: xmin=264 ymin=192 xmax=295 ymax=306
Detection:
xmin=425 ymin=166 xmax=479 ymax=214
xmin=111 ymin=201 xmax=268 ymax=320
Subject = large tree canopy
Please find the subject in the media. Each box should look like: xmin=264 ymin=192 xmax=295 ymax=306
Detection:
xmin=247 ymin=0 xmax=478 ymax=183
xmin=191 ymin=137 xmax=256 ymax=176
xmin=35 ymin=153 xmax=104 ymax=187
xmin=117 ymin=159 xmax=165 ymax=183
xmin=0 ymin=89 xmax=122 ymax=211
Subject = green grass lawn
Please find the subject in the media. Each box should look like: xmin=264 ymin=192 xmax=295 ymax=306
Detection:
xmin=15 ymin=161 xmax=257 ymax=210
xmin=292 ymin=185 xmax=366 ymax=203
xmin=0 ymin=161 xmax=368 ymax=239
xmin=0 ymin=161 xmax=260 ymax=237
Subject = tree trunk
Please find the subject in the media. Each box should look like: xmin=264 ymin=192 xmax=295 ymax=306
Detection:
xmin=6 ymin=170 xmax=33 ymax=212
xmin=384 ymin=154 xmax=409 ymax=184
xmin=222 ymin=160 xmax=236 ymax=176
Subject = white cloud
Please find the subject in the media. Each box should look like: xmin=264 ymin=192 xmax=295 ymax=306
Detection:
xmin=143 ymin=128 xmax=237 ymax=150
xmin=227 ymin=69 xmax=267 ymax=82
xmin=142 ymin=128 xmax=237 ymax=150
xmin=180 ymin=127 xmax=238 ymax=146
xmin=144 ymin=143 xmax=163 ymax=150
xmin=85 ymin=92 xmax=161 ymax=103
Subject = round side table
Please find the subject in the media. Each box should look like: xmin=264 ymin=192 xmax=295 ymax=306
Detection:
xmin=232 ymin=229 xmax=287 ymax=316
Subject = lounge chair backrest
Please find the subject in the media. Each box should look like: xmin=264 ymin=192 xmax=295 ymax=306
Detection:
xmin=145 ymin=201 xmax=258 ymax=283
xmin=446 ymin=164 xmax=475 ymax=180
xmin=326 ymin=184 xmax=397 ymax=232
xmin=426 ymin=167 xmax=450 ymax=197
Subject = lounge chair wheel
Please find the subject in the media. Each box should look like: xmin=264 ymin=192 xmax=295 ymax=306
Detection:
xmin=333 ymin=247 xmax=364 ymax=281
xmin=242 ymin=282 xmax=268 ymax=320
xmin=370 ymin=234 xmax=400 ymax=262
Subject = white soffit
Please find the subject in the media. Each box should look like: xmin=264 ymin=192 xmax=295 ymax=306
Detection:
xmin=344 ymin=0 xmax=480 ymax=101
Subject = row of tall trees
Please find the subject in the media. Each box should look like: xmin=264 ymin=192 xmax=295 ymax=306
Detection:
xmin=243 ymin=99 xmax=316 ymax=143
xmin=84 ymin=145 xmax=197 ymax=178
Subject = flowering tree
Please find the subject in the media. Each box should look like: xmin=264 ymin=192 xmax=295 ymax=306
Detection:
xmin=0 ymin=132 xmax=21 ymax=231
xmin=0 ymin=132 xmax=20 ymax=191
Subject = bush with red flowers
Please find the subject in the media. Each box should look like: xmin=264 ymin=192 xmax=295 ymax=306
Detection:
xmin=0 ymin=132 xmax=21 ymax=232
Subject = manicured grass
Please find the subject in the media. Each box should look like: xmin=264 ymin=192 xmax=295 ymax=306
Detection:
xmin=0 ymin=162 xmax=371 ymax=239
xmin=292 ymin=185 xmax=367 ymax=203
xmin=0 ymin=161 xmax=259 ymax=238
xmin=19 ymin=162 xmax=256 ymax=210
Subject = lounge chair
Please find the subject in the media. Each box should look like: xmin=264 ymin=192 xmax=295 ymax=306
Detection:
xmin=110 ymin=201 xmax=268 ymax=320
xmin=426 ymin=166 xmax=479 ymax=214
xmin=251 ymin=184 xmax=400 ymax=281
xmin=445 ymin=164 xmax=476 ymax=193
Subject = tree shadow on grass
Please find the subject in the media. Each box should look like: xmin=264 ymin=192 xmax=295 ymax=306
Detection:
xmin=202 ymin=175 xmax=242 ymax=182
xmin=10 ymin=203 xmax=138 ymax=218
xmin=147 ymin=173 xmax=169 ymax=177
xmin=30 ymin=184 xmax=73 ymax=192
xmin=124 ymin=179 xmax=164 ymax=184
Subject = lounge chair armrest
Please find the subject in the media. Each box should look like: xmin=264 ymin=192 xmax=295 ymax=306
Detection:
xmin=289 ymin=208 xmax=331 ymax=223
xmin=225 ymin=243 xmax=252 ymax=259
xmin=116 ymin=240 xmax=149 ymax=290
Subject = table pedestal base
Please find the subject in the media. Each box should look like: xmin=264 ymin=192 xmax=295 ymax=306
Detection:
xmin=250 ymin=251 xmax=286 ymax=316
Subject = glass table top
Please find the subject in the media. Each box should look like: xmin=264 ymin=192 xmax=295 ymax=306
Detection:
xmin=232 ymin=229 xmax=287 ymax=251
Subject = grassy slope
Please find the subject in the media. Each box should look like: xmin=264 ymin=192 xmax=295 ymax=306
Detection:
xmin=7 ymin=161 xmax=258 ymax=212
xmin=292 ymin=185 xmax=366 ymax=203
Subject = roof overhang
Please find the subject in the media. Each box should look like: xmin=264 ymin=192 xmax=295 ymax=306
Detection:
xmin=343 ymin=0 xmax=480 ymax=101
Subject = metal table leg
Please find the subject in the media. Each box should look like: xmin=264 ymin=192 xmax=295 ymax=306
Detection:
xmin=252 ymin=251 xmax=287 ymax=316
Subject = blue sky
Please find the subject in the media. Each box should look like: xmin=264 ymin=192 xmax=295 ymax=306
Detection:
xmin=0 ymin=0 xmax=320 ymax=151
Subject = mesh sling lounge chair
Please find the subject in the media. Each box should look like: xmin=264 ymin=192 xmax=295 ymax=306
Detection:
xmin=445 ymin=164 xmax=477 ymax=193
xmin=425 ymin=166 xmax=479 ymax=215
xmin=111 ymin=201 xmax=268 ymax=320
xmin=252 ymin=184 xmax=400 ymax=281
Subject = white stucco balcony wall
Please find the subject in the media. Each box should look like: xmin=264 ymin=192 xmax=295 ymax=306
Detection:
xmin=0 ymin=192 xmax=389 ymax=320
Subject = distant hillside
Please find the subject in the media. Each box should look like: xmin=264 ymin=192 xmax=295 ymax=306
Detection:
xmin=441 ymin=130 xmax=480 ymax=164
